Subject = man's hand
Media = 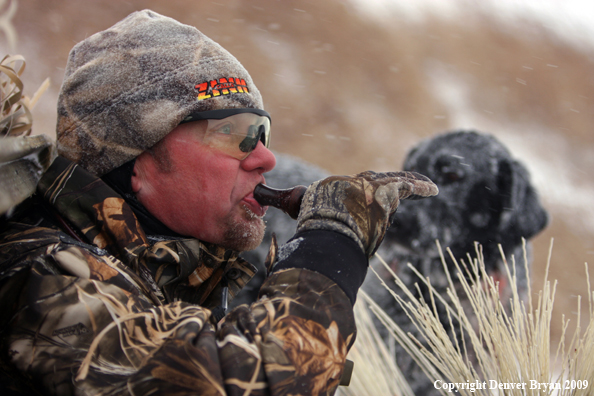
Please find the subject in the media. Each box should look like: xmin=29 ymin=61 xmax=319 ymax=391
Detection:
xmin=297 ymin=171 xmax=438 ymax=257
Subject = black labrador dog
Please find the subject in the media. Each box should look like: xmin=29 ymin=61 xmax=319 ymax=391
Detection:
xmin=365 ymin=130 xmax=549 ymax=395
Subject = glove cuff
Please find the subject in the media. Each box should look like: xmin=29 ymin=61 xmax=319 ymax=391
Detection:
xmin=271 ymin=229 xmax=368 ymax=304
xmin=297 ymin=218 xmax=365 ymax=254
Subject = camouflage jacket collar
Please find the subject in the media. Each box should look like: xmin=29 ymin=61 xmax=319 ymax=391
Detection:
xmin=37 ymin=156 xmax=256 ymax=307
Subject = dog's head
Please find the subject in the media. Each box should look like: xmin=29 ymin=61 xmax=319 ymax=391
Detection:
xmin=380 ymin=130 xmax=548 ymax=275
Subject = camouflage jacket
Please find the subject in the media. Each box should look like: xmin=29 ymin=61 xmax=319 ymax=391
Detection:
xmin=0 ymin=156 xmax=366 ymax=395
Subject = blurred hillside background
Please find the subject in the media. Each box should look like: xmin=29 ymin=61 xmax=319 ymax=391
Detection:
xmin=4 ymin=0 xmax=594 ymax=349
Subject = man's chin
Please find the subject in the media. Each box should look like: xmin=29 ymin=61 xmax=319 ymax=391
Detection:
xmin=221 ymin=208 xmax=266 ymax=252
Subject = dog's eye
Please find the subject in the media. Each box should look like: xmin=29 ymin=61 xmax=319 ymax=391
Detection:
xmin=444 ymin=171 xmax=463 ymax=182
xmin=437 ymin=167 xmax=465 ymax=184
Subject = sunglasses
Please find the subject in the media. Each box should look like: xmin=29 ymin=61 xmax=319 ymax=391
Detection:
xmin=180 ymin=108 xmax=271 ymax=160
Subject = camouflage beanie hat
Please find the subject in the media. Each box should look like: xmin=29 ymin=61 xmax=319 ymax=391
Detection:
xmin=57 ymin=9 xmax=264 ymax=176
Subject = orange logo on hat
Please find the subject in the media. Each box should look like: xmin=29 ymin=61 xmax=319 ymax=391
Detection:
xmin=195 ymin=77 xmax=249 ymax=101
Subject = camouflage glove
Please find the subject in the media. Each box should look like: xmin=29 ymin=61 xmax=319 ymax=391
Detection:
xmin=297 ymin=171 xmax=438 ymax=257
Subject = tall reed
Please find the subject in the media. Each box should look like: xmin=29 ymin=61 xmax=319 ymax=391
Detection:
xmin=340 ymin=240 xmax=593 ymax=396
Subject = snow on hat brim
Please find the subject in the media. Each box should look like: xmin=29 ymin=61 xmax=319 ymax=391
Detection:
xmin=57 ymin=9 xmax=264 ymax=177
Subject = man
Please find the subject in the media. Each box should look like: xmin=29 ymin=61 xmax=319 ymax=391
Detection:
xmin=0 ymin=10 xmax=437 ymax=395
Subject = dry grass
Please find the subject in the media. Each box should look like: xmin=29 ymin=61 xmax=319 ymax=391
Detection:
xmin=0 ymin=0 xmax=52 ymax=215
xmin=340 ymin=241 xmax=594 ymax=396
xmin=0 ymin=0 xmax=49 ymax=138
xmin=0 ymin=54 xmax=48 ymax=137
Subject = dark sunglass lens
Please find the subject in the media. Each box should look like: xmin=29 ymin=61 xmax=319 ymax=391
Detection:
xmin=258 ymin=125 xmax=268 ymax=146
xmin=239 ymin=125 xmax=259 ymax=153
xmin=238 ymin=136 xmax=258 ymax=153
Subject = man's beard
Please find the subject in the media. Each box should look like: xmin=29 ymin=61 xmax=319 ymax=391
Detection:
xmin=221 ymin=205 xmax=266 ymax=252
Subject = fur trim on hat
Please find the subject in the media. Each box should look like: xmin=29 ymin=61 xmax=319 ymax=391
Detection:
xmin=57 ymin=9 xmax=264 ymax=176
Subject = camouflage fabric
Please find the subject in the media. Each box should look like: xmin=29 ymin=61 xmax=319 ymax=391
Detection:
xmin=297 ymin=170 xmax=439 ymax=257
xmin=0 ymin=156 xmax=356 ymax=395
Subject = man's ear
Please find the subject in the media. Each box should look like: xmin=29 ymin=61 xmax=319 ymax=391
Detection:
xmin=131 ymin=159 xmax=144 ymax=194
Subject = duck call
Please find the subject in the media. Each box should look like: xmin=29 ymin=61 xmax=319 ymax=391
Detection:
xmin=253 ymin=184 xmax=307 ymax=220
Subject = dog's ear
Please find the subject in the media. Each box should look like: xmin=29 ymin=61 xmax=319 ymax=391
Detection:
xmin=497 ymin=158 xmax=549 ymax=241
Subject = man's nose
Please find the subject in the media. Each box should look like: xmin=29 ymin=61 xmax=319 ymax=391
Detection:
xmin=241 ymin=141 xmax=276 ymax=173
